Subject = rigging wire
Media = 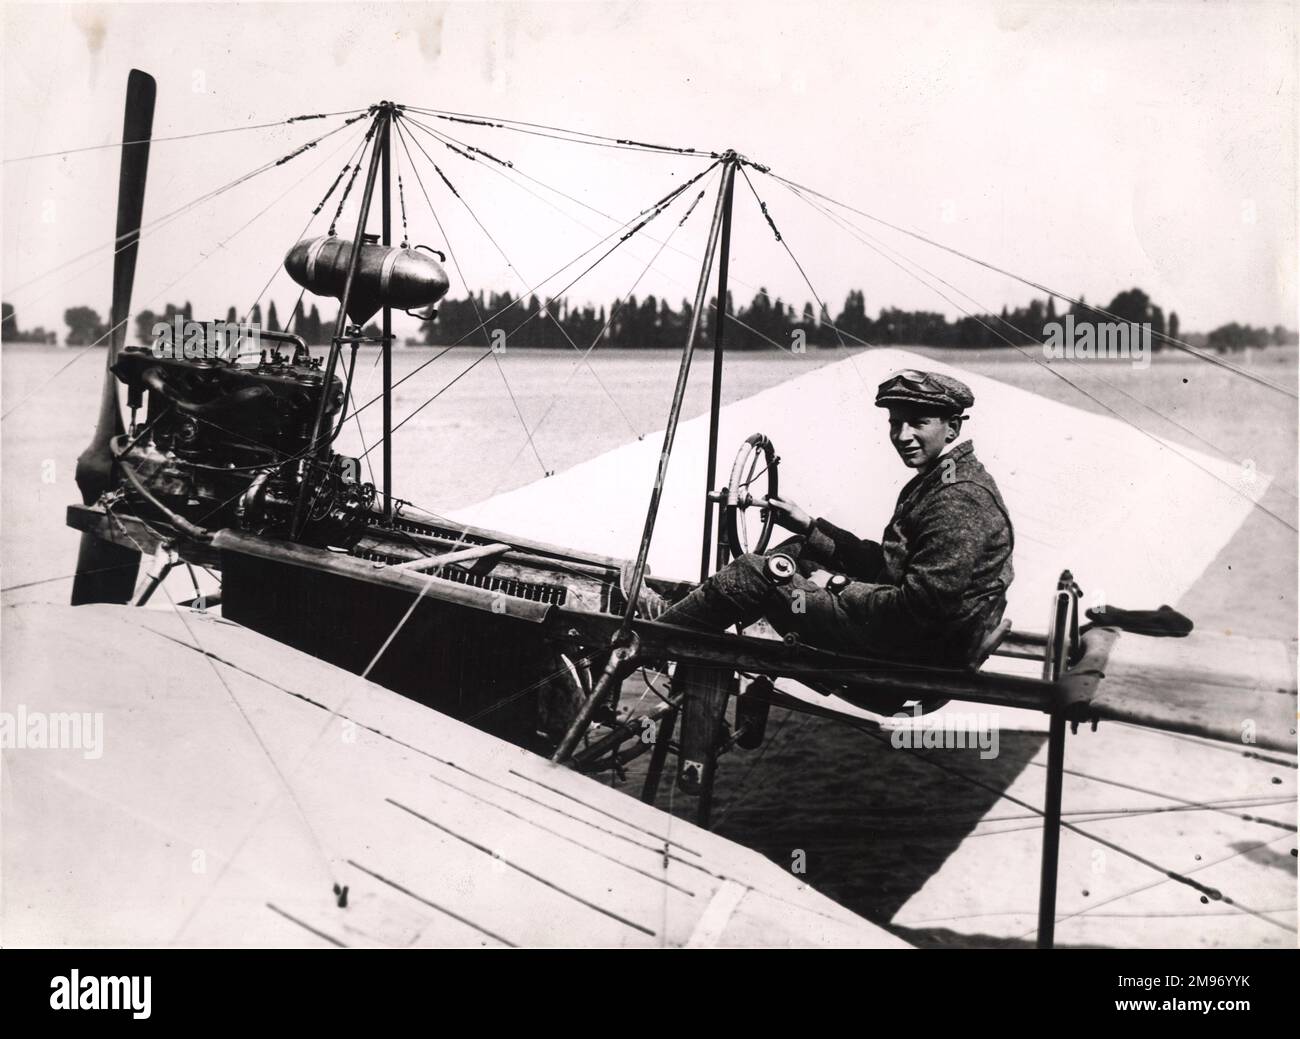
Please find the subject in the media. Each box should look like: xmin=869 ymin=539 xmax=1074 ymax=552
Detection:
xmin=344 ymin=362 xmax=379 ymax=490
xmin=2 ymin=107 xmax=371 ymax=163
xmin=439 ymin=170 xmax=720 ymax=514
xmin=840 ymin=716 xmax=1296 ymax=936
xmin=340 ymin=176 xmax=695 ymax=424
xmin=163 ymin=125 xmax=370 ymax=330
xmin=398 ymin=113 xmax=895 ymax=367
xmin=738 ymin=165 xmax=848 ymax=348
xmin=791 ymin=178 xmax=1299 ymax=507
xmin=1036 ymin=760 xmax=1298 ymax=833
xmin=398 ymin=102 xmax=717 ymax=158
xmin=401 ymin=114 xmax=581 ymax=219
xmin=398 ymin=116 xmax=801 ymax=398
xmin=6 ymin=111 xmax=372 ymax=299
xmin=401 ymin=113 xmax=702 ymax=273
xmin=755 ymin=165 xmax=1297 ymax=400
xmin=239 ymin=119 xmax=374 ymax=325
xmin=486 ymin=177 xmax=717 ymax=480
xmin=772 ymin=175 xmax=1299 ymax=533
xmin=281 ymin=289 xmax=307 ymax=337
xmin=0 ymin=117 xmax=369 ymax=425
xmin=1003 ymin=829 xmax=1298 ymax=944
xmin=327 ymin=120 xmax=379 ymax=236
xmin=396 ymin=114 xmax=643 ymax=446
xmin=392 ymin=118 xmax=551 ymax=475
xmin=4 ymin=115 xmax=368 ymax=336
xmin=349 ymin=155 xmax=722 ymax=451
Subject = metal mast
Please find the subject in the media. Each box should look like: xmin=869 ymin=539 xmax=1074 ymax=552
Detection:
xmin=553 ymin=151 xmax=740 ymax=764
xmin=291 ymin=101 xmax=393 ymax=538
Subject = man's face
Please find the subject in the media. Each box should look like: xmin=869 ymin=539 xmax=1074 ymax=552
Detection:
xmin=887 ymin=406 xmax=956 ymax=470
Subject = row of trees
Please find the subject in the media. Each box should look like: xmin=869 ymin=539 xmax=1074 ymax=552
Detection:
xmin=129 ymin=301 xmax=344 ymax=346
xmin=419 ymin=287 xmax=1105 ymax=351
xmin=418 ymin=286 xmax=1298 ymax=354
xmin=1205 ymin=322 xmax=1298 ymax=351
xmin=0 ymin=300 xmax=346 ymax=348
xmin=0 ymin=304 xmax=58 ymax=344
xmin=4 ymin=290 xmax=1296 ymax=353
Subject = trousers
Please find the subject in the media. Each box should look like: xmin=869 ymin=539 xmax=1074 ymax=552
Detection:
xmin=656 ymin=536 xmax=875 ymax=654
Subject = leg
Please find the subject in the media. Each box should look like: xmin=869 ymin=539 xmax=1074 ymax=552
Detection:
xmin=764 ymin=576 xmax=868 ymax=651
xmin=657 ymin=552 xmax=784 ymax=631
xmin=658 ymin=552 xmax=866 ymax=652
xmin=768 ymin=535 xmax=823 ymax=577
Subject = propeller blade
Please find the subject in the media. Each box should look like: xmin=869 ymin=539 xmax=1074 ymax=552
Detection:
xmin=71 ymin=69 xmax=156 ymax=606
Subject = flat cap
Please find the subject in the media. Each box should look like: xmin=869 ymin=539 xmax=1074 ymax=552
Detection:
xmin=874 ymin=369 xmax=974 ymax=414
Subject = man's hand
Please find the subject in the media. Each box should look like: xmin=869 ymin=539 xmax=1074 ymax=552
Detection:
xmin=764 ymin=495 xmax=812 ymax=535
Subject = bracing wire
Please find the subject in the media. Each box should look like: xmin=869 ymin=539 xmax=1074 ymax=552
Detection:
xmin=769 ymin=174 xmax=1298 ymax=533
xmin=754 ymin=164 xmax=1297 ymax=399
xmin=6 ymin=111 xmax=372 ymax=299
xmin=395 ymin=114 xmax=643 ymax=446
xmin=3 ymin=108 xmax=371 ymax=163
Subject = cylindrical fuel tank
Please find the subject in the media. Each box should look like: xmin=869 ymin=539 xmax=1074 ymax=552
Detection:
xmin=284 ymin=235 xmax=450 ymax=326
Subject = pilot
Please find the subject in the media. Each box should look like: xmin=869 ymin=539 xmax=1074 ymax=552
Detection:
xmin=654 ymin=370 xmax=1014 ymax=667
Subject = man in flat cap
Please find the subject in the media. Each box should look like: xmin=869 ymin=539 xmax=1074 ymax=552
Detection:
xmin=655 ymin=369 xmax=1014 ymax=667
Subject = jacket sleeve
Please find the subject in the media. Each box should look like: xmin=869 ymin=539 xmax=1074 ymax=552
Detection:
xmin=802 ymin=517 xmax=885 ymax=581
xmin=839 ymin=484 xmax=1000 ymax=635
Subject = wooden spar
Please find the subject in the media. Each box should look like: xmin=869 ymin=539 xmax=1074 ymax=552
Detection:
xmin=381 ymin=108 xmax=394 ymax=523
xmin=552 ymin=154 xmax=739 ymax=765
xmin=292 ymin=103 xmax=390 ymax=538
xmin=549 ymin=608 xmax=1062 ymax=713
xmin=699 ymin=163 xmax=737 ymax=581
xmin=213 ymin=530 xmax=553 ymax=622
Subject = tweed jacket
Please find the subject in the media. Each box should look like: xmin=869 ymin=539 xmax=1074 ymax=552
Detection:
xmin=802 ymin=441 xmax=1014 ymax=664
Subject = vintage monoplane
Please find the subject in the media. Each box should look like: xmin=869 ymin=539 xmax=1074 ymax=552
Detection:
xmin=28 ymin=70 xmax=1297 ymax=947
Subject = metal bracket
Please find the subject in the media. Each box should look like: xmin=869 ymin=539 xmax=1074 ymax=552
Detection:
xmin=133 ymin=542 xmax=180 ymax=606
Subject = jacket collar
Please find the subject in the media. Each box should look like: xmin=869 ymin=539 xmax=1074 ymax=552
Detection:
xmin=940 ymin=440 xmax=975 ymax=466
xmin=896 ymin=440 xmax=976 ymax=507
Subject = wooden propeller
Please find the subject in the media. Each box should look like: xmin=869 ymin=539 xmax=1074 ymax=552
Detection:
xmin=70 ymin=69 xmax=155 ymax=605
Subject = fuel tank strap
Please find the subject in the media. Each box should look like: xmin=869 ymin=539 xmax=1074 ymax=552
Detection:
xmin=304 ymin=235 xmax=331 ymax=282
xmin=379 ymin=247 xmax=401 ymax=295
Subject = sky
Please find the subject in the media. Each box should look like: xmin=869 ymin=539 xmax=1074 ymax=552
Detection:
xmin=2 ymin=0 xmax=1296 ymax=341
